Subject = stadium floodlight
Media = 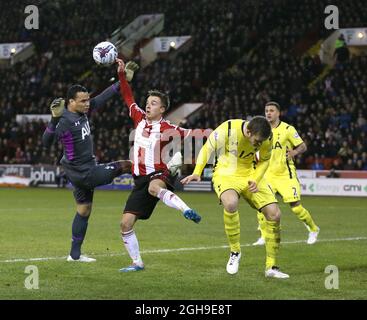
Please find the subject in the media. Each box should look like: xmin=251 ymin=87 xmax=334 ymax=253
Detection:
xmin=357 ymin=32 xmax=364 ymax=39
xmin=169 ymin=41 xmax=176 ymax=48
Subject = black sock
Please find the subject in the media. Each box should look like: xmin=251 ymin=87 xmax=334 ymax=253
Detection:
xmin=70 ymin=213 xmax=89 ymax=259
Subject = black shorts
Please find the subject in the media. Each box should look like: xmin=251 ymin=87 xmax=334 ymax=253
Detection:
xmin=123 ymin=170 xmax=176 ymax=220
xmin=67 ymin=160 xmax=130 ymax=204
xmin=73 ymin=187 xmax=94 ymax=204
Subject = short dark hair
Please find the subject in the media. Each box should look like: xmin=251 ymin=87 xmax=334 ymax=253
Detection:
xmin=247 ymin=115 xmax=272 ymax=140
xmin=265 ymin=101 xmax=280 ymax=111
xmin=147 ymin=89 xmax=170 ymax=111
xmin=67 ymin=85 xmax=88 ymax=103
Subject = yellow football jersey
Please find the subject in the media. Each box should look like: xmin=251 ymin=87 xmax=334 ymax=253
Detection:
xmin=194 ymin=119 xmax=273 ymax=177
xmin=266 ymin=121 xmax=304 ymax=178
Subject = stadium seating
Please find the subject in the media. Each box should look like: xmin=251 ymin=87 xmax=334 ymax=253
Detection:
xmin=1 ymin=0 xmax=366 ymax=171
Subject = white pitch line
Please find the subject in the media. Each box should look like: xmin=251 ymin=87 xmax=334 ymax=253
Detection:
xmin=1 ymin=236 xmax=366 ymax=263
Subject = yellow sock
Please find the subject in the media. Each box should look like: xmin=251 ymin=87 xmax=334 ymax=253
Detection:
xmin=223 ymin=209 xmax=240 ymax=253
xmin=256 ymin=211 xmax=267 ymax=239
xmin=291 ymin=204 xmax=318 ymax=232
xmin=265 ymin=220 xmax=280 ymax=270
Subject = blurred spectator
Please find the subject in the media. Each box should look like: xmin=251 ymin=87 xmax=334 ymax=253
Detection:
xmin=0 ymin=0 xmax=366 ymax=173
xmin=311 ymin=155 xmax=325 ymax=170
xmin=344 ymin=159 xmax=355 ymax=170
xmin=334 ymin=42 xmax=350 ymax=65
xmin=334 ymin=34 xmax=346 ymax=50
xmin=355 ymin=159 xmax=364 ymax=171
xmin=330 ymin=159 xmax=343 ymax=171
xmin=326 ymin=168 xmax=340 ymax=178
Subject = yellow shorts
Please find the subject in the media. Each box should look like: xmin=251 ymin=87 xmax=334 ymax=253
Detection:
xmin=265 ymin=174 xmax=301 ymax=203
xmin=212 ymin=174 xmax=277 ymax=210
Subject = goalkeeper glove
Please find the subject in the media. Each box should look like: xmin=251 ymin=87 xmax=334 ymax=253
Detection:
xmin=50 ymin=98 xmax=65 ymax=118
xmin=125 ymin=61 xmax=139 ymax=82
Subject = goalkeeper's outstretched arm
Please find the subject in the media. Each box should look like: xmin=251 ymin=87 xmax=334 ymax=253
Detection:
xmin=89 ymin=82 xmax=120 ymax=112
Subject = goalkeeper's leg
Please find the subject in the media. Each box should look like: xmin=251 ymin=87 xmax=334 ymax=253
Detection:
xmin=86 ymin=160 xmax=132 ymax=188
xmin=67 ymin=188 xmax=96 ymax=262
xmin=69 ymin=205 xmax=91 ymax=260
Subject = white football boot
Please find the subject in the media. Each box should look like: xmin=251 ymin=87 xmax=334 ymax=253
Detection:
xmin=67 ymin=255 xmax=96 ymax=262
xmin=252 ymin=237 xmax=265 ymax=246
xmin=226 ymin=252 xmax=241 ymax=274
xmin=265 ymin=266 xmax=289 ymax=279
xmin=307 ymin=227 xmax=320 ymax=245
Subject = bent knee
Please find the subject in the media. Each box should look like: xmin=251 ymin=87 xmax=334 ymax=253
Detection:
xmin=120 ymin=213 xmax=136 ymax=233
xmin=262 ymin=204 xmax=281 ymax=222
xmin=222 ymin=200 xmax=238 ymax=213
xmin=77 ymin=204 xmax=92 ymax=217
xmin=120 ymin=219 xmax=133 ymax=233
xmin=147 ymin=185 xmax=159 ymax=197
xmin=220 ymin=190 xmax=239 ymax=213
xmin=120 ymin=160 xmax=132 ymax=173
xmin=267 ymin=206 xmax=282 ymax=221
xmin=290 ymin=201 xmax=301 ymax=208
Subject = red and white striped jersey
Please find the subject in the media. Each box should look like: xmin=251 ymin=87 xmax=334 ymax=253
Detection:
xmin=129 ymin=102 xmax=191 ymax=176
xmin=118 ymin=70 xmax=191 ymax=176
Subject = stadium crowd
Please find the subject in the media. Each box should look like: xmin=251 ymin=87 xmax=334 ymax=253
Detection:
xmin=1 ymin=0 xmax=367 ymax=171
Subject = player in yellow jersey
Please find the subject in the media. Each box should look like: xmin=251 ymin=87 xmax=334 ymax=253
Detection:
xmin=181 ymin=116 xmax=289 ymax=279
xmin=253 ymin=102 xmax=320 ymax=246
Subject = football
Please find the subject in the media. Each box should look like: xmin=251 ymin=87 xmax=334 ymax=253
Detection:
xmin=93 ymin=41 xmax=118 ymax=66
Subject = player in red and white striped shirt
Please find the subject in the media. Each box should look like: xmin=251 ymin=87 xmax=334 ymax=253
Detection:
xmin=116 ymin=59 xmax=201 ymax=272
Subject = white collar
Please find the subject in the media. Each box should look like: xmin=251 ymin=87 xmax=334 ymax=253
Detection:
xmin=146 ymin=117 xmax=163 ymax=125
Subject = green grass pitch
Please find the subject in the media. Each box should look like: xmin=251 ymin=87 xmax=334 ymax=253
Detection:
xmin=0 ymin=187 xmax=366 ymax=299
